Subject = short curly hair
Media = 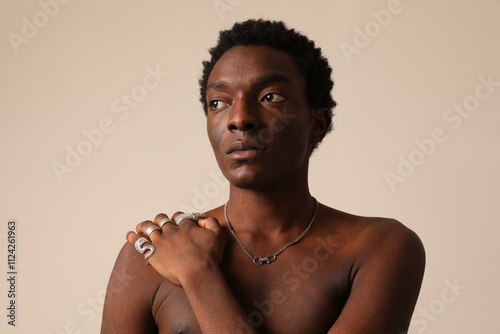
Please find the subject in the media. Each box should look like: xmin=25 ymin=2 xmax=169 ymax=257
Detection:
xmin=199 ymin=19 xmax=337 ymax=148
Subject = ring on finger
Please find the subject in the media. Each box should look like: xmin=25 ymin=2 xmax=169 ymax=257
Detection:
xmin=145 ymin=225 xmax=161 ymax=238
xmin=174 ymin=212 xmax=206 ymax=226
xmin=158 ymin=218 xmax=174 ymax=228
xmin=135 ymin=237 xmax=156 ymax=264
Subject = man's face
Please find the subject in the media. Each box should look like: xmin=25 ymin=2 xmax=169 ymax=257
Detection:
xmin=205 ymin=45 xmax=316 ymax=190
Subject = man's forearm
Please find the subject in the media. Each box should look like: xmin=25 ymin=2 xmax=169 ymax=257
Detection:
xmin=181 ymin=261 xmax=256 ymax=334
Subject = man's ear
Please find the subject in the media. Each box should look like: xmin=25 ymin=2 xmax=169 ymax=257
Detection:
xmin=309 ymin=108 xmax=331 ymax=145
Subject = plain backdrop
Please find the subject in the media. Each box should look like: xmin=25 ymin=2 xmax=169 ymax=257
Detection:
xmin=1 ymin=1 xmax=499 ymax=333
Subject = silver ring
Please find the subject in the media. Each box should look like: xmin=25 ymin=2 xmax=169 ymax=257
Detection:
xmin=158 ymin=218 xmax=174 ymax=228
xmin=174 ymin=212 xmax=206 ymax=226
xmin=145 ymin=225 xmax=161 ymax=238
xmin=134 ymin=237 xmax=156 ymax=264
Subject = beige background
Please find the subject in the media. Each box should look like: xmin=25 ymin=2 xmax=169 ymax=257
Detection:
xmin=1 ymin=0 xmax=499 ymax=333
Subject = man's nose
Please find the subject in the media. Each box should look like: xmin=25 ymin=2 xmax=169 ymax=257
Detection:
xmin=227 ymin=98 xmax=260 ymax=132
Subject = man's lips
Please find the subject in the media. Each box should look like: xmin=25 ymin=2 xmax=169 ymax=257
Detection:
xmin=227 ymin=141 xmax=266 ymax=154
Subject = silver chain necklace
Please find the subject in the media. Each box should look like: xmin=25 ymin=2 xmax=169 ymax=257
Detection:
xmin=224 ymin=198 xmax=319 ymax=265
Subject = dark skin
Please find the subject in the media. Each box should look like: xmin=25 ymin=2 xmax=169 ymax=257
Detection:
xmin=101 ymin=45 xmax=425 ymax=334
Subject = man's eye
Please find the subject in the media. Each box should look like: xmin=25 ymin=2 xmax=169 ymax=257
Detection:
xmin=262 ymin=93 xmax=286 ymax=103
xmin=209 ymin=100 xmax=229 ymax=110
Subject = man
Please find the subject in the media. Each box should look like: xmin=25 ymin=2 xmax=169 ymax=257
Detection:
xmin=101 ymin=19 xmax=425 ymax=333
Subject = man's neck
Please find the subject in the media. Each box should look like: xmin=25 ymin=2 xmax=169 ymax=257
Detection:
xmin=225 ymin=181 xmax=316 ymax=238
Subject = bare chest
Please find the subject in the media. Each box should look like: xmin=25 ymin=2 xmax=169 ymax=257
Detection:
xmin=152 ymin=240 xmax=351 ymax=334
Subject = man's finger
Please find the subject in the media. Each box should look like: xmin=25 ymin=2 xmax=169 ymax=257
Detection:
xmin=197 ymin=217 xmax=221 ymax=234
xmin=154 ymin=213 xmax=175 ymax=230
xmin=136 ymin=220 xmax=162 ymax=240
xmin=172 ymin=212 xmax=204 ymax=227
xmin=126 ymin=231 xmax=140 ymax=245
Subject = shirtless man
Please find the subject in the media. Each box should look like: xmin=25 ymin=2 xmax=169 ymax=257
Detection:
xmin=101 ymin=19 xmax=425 ymax=334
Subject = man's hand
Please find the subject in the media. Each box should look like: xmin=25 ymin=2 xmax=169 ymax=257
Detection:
xmin=126 ymin=212 xmax=226 ymax=286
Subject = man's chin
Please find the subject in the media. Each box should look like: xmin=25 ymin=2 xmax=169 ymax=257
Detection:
xmin=225 ymin=167 xmax=275 ymax=191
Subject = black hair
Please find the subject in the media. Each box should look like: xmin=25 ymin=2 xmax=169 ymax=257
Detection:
xmin=199 ymin=19 xmax=337 ymax=148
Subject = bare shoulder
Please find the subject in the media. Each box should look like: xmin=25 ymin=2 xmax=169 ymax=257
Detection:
xmin=101 ymin=242 xmax=165 ymax=333
xmin=326 ymin=205 xmax=426 ymax=295
xmin=320 ymin=205 xmax=426 ymax=332
xmin=321 ymin=204 xmax=424 ymax=254
xmin=357 ymin=215 xmax=425 ymax=263
xmin=204 ymin=205 xmax=224 ymax=220
xmin=111 ymin=241 xmax=164 ymax=289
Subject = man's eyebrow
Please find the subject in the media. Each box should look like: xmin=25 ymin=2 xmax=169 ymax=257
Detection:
xmin=206 ymin=74 xmax=293 ymax=91
xmin=253 ymin=74 xmax=293 ymax=87
xmin=207 ymin=81 xmax=230 ymax=91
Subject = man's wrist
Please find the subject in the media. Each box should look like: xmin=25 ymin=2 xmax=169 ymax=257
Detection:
xmin=178 ymin=259 xmax=223 ymax=288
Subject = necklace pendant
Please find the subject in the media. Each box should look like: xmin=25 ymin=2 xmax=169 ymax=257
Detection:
xmin=225 ymin=198 xmax=318 ymax=266
xmin=263 ymin=254 xmax=277 ymax=263
xmin=253 ymin=254 xmax=277 ymax=265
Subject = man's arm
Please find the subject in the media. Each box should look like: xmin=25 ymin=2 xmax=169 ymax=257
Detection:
xmin=126 ymin=214 xmax=258 ymax=334
xmin=101 ymin=242 xmax=161 ymax=334
xmin=329 ymin=219 xmax=425 ymax=334
xmin=178 ymin=258 xmax=259 ymax=334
